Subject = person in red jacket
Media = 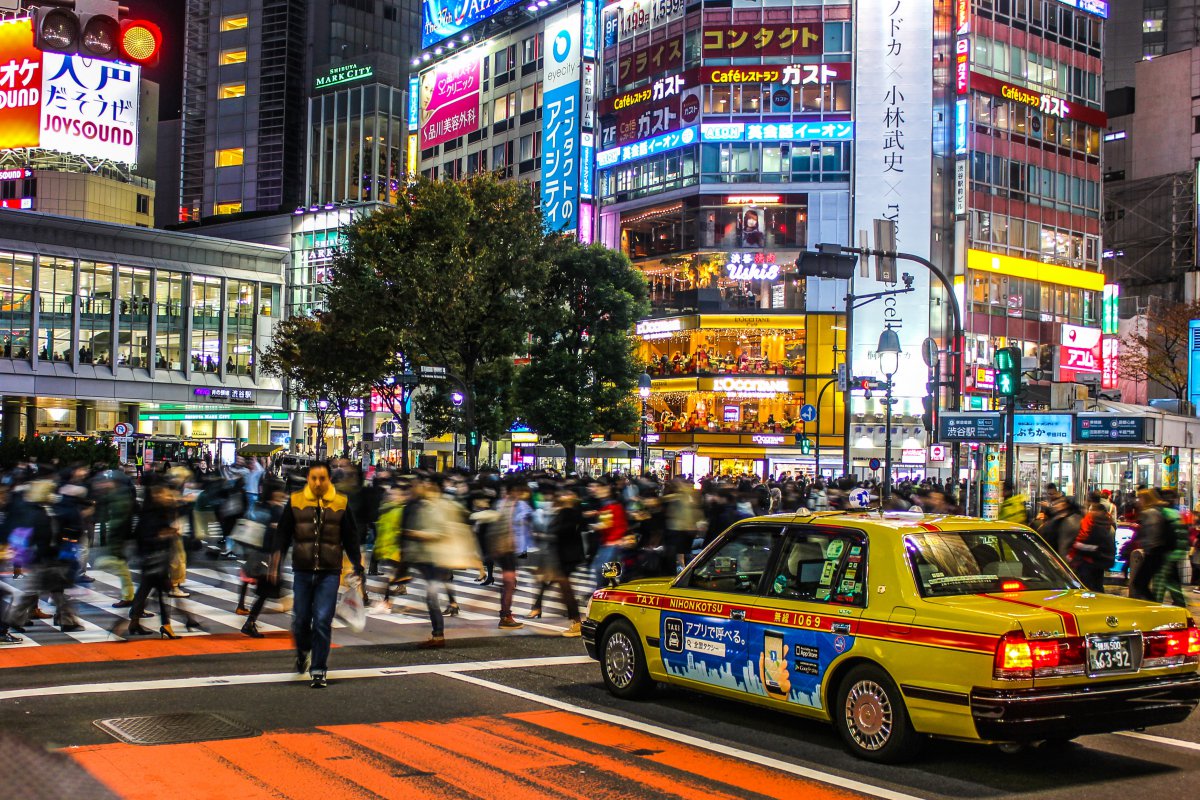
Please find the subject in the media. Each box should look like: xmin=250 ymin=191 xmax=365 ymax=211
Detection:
xmin=1070 ymin=492 xmax=1116 ymax=593
xmin=590 ymin=480 xmax=628 ymax=587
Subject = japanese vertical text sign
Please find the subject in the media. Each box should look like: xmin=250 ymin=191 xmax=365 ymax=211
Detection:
xmin=1189 ymin=320 xmax=1200 ymax=412
xmin=852 ymin=0 xmax=933 ymax=402
xmin=0 ymin=18 xmax=141 ymax=164
xmin=418 ymin=51 xmax=482 ymax=149
xmin=542 ymin=6 xmax=583 ymax=234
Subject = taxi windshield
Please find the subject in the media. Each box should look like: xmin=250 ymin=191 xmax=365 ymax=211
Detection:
xmin=904 ymin=530 xmax=1081 ymax=597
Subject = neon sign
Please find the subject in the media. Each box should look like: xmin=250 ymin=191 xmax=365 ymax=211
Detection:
xmin=595 ymin=125 xmax=697 ymax=167
xmin=712 ymin=378 xmax=790 ymax=397
xmin=726 ymin=253 xmax=780 ymax=281
xmin=700 ymin=121 xmax=854 ymax=143
xmin=315 ymin=63 xmax=374 ymax=90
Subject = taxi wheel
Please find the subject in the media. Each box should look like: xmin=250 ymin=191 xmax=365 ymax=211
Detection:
xmin=834 ymin=664 xmax=923 ymax=763
xmin=600 ymin=619 xmax=654 ymax=700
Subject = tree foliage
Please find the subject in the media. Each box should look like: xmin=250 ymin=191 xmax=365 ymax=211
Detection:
xmin=259 ymin=312 xmax=378 ymax=457
xmin=1118 ymin=300 xmax=1200 ymax=402
xmin=0 ymin=436 xmax=118 ymax=470
xmin=324 ymin=174 xmax=549 ymax=468
xmin=514 ymin=241 xmax=649 ymax=470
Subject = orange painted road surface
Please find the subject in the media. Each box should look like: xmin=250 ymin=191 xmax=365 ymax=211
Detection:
xmin=0 ymin=632 xmax=297 ymax=670
xmin=70 ymin=709 xmax=869 ymax=800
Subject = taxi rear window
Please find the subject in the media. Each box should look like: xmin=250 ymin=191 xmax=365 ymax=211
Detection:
xmin=904 ymin=530 xmax=1080 ymax=597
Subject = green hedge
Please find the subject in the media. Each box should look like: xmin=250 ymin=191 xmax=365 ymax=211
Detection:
xmin=0 ymin=436 xmax=119 ymax=470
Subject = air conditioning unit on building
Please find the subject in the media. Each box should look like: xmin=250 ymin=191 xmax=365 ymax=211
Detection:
xmin=1050 ymin=382 xmax=1089 ymax=411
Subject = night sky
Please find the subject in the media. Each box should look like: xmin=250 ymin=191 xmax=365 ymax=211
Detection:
xmin=124 ymin=0 xmax=185 ymax=119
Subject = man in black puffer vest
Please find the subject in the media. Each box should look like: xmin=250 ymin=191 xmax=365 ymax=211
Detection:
xmin=274 ymin=463 xmax=362 ymax=688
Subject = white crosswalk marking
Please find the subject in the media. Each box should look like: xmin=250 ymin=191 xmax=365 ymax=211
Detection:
xmin=0 ymin=559 xmax=605 ymax=646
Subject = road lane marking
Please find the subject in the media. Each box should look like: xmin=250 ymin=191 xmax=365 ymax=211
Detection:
xmin=1117 ymin=731 xmax=1200 ymax=753
xmin=443 ymin=672 xmax=927 ymax=800
xmin=0 ymin=655 xmax=593 ymax=701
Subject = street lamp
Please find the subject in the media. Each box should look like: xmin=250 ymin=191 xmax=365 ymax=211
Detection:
xmin=875 ymin=328 xmax=902 ymax=502
xmin=638 ymin=373 xmax=652 ymax=475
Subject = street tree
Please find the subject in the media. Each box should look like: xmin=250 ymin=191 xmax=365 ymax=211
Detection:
xmin=259 ymin=312 xmax=374 ymax=457
xmin=324 ymin=174 xmax=549 ymax=469
xmin=415 ymin=356 xmax=518 ymax=467
xmin=515 ymin=241 xmax=650 ymax=471
xmin=1118 ymin=299 xmax=1200 ymax=404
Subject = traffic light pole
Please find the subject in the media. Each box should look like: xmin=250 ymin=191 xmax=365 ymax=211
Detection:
xmin=811 ymin=376 xmax=837 ymax=478
xmin=848 ymin=247 xmax=966 ymax=486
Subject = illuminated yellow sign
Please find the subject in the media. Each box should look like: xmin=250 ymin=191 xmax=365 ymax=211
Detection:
xmin=966 ymin=250 xmax=1105 ymax=292
xmin=699 ymin=314 xmax=807 ymax=330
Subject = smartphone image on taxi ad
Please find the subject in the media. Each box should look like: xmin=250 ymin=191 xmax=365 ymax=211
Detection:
xmin=764 ymin=632 xmax=786 ymax=694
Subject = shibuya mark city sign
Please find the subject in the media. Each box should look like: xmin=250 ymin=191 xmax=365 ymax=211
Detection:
xmin=0 ymin=18 xmax=141 ymax=164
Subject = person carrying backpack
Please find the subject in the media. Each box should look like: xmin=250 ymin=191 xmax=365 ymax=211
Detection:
xmin=3 ymin=480 xmax=84 ymax=635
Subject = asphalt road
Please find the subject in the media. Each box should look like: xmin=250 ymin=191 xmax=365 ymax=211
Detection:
xmin=3 ymin=631 xmax=1199 ymax=800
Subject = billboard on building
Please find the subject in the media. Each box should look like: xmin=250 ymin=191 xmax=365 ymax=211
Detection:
xmin=542 ymin=6 xmax=582 ymax=233
xmin=0 ymin=18 xmax=141 ymax=165
xmin=418 ymin=50 xmax=483 ymax=149
xmin=422 ymin=0 xmax=525 ymax=49
xmin=852 ymin=0 xmax=933 ymax=401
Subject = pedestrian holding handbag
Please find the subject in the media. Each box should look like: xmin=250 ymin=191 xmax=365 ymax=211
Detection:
xmin=231 ymin=507 xmax=268 ymax=549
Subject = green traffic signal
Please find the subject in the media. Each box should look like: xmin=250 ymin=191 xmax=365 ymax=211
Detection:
xmin=993 ymin=346 xmax=1021 ymax=397
xmin=800 ymin=437 xmax=812 ymax=455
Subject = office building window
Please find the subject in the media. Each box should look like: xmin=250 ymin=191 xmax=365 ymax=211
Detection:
xmin=220 ymin=48 xmax=248 ymax=65
xmin=191 ymin=277 xmax=221 ymax=373
xmin=0 ymin=250 xmax=34 ymax=359
xmin=37 ymin=257 xmax=74 ymax=362
xmin=136 ymin=194 xmax=149 ymax=215
xmin=219 ymin=82 xmax=246 ymax=99
xmin=155 ymin=272 xmax=185 ymax=371
xmin=116 ymin=265 xmax=151 ymax=369
xmin=214 ymin=201 xmax=243 ymax=215
xmin=220 ymin=15 xmax=249 ymax=31
xmin=78 ymin=261 xmax=113 ymax=366
xmin=225 ymin=279 xmax=255 ymax=375
xmin=215 ymin=148 xmax=244 ymax=167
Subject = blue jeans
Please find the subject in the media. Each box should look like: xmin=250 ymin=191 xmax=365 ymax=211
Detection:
xmin=292 ymin=570 xmax=339 ymax=677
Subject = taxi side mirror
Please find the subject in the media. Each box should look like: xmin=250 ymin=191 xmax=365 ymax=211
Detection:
xmin=602 ymin=561 xmax=622 ymax=588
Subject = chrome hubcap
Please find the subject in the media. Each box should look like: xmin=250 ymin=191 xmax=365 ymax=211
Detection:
xmin=845 ymin=680 xmax=893 ymax=751
xmin=604 ymin=631 xmax=636 ymax=689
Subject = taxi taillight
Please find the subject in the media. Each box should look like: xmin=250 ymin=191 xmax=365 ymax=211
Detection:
xmin=1144 ymin=619 xmax=1200 ymax=665
xmin=993 ymin=631 xmax=1086 ymax=679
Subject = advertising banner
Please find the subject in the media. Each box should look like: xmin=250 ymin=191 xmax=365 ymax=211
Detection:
xmin=542 ymin=6 xmax=583 ymax=233
xmin=0 ymin=18 xmax=141 ymax=164
xmin=701 ymin=23 xmax=823 ymax=58
xmin=852 ymin=0 xmax=933 ymax=401
xmin=1057 ymin=324 xmax=1102 ymax=382
xmin=418 ymin=51 xmax=482 ymax=149
xmin=421 ymin=0 xmax=525 ymax=49
xmin=616 ymin=38 xmax=683 ymax=88
xmin=603 ymin=0 xmax=685 ymax=46
xmin=1012 ymin=414 xmax=1072 ymax=445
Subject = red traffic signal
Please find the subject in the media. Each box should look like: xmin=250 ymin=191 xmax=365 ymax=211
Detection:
xmin=119 ymin=19 xmax=161 ymax=67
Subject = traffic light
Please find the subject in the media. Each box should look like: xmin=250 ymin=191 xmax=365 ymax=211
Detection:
xmin=921 ymin=391 xmax=935 ymax=433
xmin=468 ymin=431 xmax=479 ymax=447
xmin=31 ymin=2 xmax=162 ymax=67
xmin=795 ymin=243 xmax=859 ymax=280
xmin=799 ymin=437 xmax=812 ymax=455
xmin=994 ymin=346 xmax=1022 ymax=397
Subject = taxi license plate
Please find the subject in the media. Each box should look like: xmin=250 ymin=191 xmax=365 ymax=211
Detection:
xmin=1086 ymin=634 xmax=1138 ymax=675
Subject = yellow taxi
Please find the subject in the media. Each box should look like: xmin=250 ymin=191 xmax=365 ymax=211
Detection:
xmin=581 ymin=510 xmax=1200 ymax=762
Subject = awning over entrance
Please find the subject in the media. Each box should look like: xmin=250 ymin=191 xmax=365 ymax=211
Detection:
xmin=238 ymin=444 xmax=283 ymax=457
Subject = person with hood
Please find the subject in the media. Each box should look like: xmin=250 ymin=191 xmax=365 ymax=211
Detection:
xmin=1070 ymin=492 xmax=1116 ymax=592
xmin=3 ymin=480 xmax=84 ymax=635
xmin=999 ymin=483 xmax=1030 ymax=526
xmin=273 ymin=462 xmax=363 ymax=688
xmin=403 ymin=474 xmax=481 ymax=649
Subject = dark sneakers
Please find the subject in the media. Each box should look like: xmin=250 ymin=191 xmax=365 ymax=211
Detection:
xmin=241 ymin=621 xmax=264 ymax=639
xmin=295 ymin=652 xmax=311 ymax=675
xmin=498 ymin=616 xmax=524 ymax=629
xmin=310 ymin=674 xmax=328 ymax=689
xmin=0 ymin=632 xmax=23 ymax=644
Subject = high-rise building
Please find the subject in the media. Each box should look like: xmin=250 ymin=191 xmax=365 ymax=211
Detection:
xmin=416 ymin=1 xmax=1110 ymax=486
xmin=1102 ymin=1 xmax=1200 ymax=307
xmin=179 ymin=0 xmax=421 ymax=222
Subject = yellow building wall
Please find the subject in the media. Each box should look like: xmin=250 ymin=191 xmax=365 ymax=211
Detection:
xmin=804 ymin=314 xmax=846 ymax=449
xmin=31 ymin=171 xmax=155 ymax=227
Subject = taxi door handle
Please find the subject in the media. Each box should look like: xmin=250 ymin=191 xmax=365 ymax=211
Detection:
xmin=730 ymin=609 xmax=746 ymax=621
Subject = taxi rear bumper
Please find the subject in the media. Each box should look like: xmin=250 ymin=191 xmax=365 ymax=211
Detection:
xmin=970 ymin=672 xmax=1200 ymax=741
